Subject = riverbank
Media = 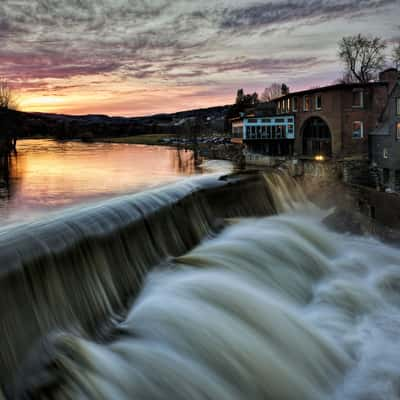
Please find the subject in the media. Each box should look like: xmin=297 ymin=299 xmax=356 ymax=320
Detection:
xmin=99 ymin=134 xmax=177 ymax=145
xmin=98 ymin=133 xmax=230 ymax=146
xmin=98 ymin=134 xmax=245 ymax=165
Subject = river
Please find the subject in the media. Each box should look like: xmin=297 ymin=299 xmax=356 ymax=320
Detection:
xmin=0 ymin=139 xmax=232 ymax=225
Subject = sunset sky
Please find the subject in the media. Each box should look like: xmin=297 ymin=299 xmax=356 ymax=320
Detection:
xmin=1 ymin=0 xmax=399 ymax=117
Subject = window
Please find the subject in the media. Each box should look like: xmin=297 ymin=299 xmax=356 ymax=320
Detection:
xmin=397 ymin=122 xmax=400 ymax=140
xmin=286 ymin=98 xmax=291 ymax=112
xmin=303 ymin=95 xmax=310 ymax=111
xmin=352 ymin=121 xmax=364 ymax=138
xmin=397 ymin=98 xmax=400 ymax=116
xmin=292 ymin=97 xmax=297 ymax=112
xmin=315 ymin=94 xmax=322 ymax=110
xmin=383 ymin=168 xmax=390 ymax=183
xmin=383 ymin=148 xmax=389 ymax=159
xmin=370 ymin=206 xmax=376 ymax=219
xmin=261 ymin=126 xmax=267 ymax=138
xmin=232 ymin=127 xmax=239 ymax=137
xmin=352 ymin=90 xmax=364 ymax=108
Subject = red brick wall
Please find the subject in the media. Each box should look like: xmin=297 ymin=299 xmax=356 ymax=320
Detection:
xmin=279 ymin=84 xmax=389 ymax=158
xmin=340 ymin=86 xmax=388 ymax=157
xmin=292 ymin=89 xmax=343 ymax=156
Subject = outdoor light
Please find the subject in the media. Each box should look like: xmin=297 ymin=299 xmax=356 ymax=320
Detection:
xmin=315 ymin=155 xmax=325 ymax=161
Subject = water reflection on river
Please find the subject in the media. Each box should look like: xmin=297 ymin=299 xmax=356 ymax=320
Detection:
xmin=0 ymin=139 xmax=231 ymax=225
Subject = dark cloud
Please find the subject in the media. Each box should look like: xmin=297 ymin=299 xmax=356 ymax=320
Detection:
xmin=0 ymin=50 xmax=121 ymax=80
xmin=213 ymin=57 xmax=325 ymax=74
xmin=220 ymin=0 xmax=397 ymax=30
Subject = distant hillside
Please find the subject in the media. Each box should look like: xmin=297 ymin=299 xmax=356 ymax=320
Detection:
xmin=30 ymin=104 xmax=231 ymax=125
xmin=16 ymin=104 xmax=232 ymax=139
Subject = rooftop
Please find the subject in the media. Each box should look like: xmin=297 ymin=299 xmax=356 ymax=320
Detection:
xmin=274 ymin=81 xmax=389 ymax=101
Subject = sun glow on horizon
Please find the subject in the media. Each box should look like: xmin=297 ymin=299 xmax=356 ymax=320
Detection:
xmin=16 ymin=81 xmax=236 ymax=117
xmin=19 ymin=93 xmax=97 ymax=114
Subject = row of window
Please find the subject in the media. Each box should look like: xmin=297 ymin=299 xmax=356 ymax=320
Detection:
xmin=277 ymin=90 xmax=366 ymax=114
xmin=241 ymin=120 xmax=397 ymax=140
xmin=277 ymin=94 xmax=323 ymax=113
xmin=246 ymin=124 xmax=294 ymax=139
xmin=238 ymin=120 xmax=397 ymax=140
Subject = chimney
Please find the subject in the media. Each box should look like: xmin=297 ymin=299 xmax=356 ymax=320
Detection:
xmin=379 ymin=68 xmax=399 ymax=92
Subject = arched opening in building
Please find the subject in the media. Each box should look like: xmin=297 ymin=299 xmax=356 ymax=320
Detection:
xmin=302 ymin=117 xmax=332 ymax=157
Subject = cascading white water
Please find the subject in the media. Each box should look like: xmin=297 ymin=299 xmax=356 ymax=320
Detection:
xmin=43 ymin=172 xmax=400 ymax=400
xmin=0 ymin=171 xmax=276 ymax=394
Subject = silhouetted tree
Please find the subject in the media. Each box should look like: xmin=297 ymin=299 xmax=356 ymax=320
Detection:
xmin=235 ymin=89 xmax=245 ymax=104
xmin=249 ymin=92 xmax=259 ymax=105
xmin=338 ymin=34 xmax=386 ymax=83
xmin=0 ymin=79 xmax=18 ymax=110
xmin=226 ymin=89 xmax=259 ymax=131
xmin=235 ymin=90 xmax=259 ymax=107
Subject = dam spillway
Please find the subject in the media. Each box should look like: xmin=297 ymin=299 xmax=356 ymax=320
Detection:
xmin=0 ymin=171 xmax=275 ymax=395
xmin=2 ymin=171 xmax=400 ymax=399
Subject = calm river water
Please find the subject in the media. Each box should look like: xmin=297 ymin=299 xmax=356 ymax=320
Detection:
xmin=0 ymin=139 xmax=232 ymax=225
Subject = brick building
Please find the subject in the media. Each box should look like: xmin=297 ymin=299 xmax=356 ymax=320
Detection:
xmin=234 ymin=69 xmax=398 ymax=160
xmin=274 ymin=69 xmax=398 ymax=158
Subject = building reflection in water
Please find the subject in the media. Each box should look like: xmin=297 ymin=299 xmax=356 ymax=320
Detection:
xmin=171 ymin=147 xmax=202 ymax=175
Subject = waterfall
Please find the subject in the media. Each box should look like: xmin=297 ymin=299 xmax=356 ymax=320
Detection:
xmin=263 ymin=171 xmax=313 ymax=213
xmin=3 ymin=170 xmax=400 ymax=399
xmin=35 ymin=213 xmax=400 ymax=400
xmin=0 ymin=172 xmax=274 ymax=394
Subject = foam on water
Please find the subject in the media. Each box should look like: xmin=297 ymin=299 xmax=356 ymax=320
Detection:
xmin=39 ymin=173 xmax=400 ymax=400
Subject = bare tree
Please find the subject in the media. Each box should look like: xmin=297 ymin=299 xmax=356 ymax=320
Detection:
xmin=260 ymin=83 xmax=282 ymax=102
xmin=393 ymin=41 xmax=400 ymax=69
xmin=335 ymin=71 xmax=358 ymax=84
xmin=0 ymin=79 xmax=18 ymax=110
xmin=0 ymin=79 xmax=19 ymax=153
xmin=338 ymin=34 xmax=386 ymax=83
